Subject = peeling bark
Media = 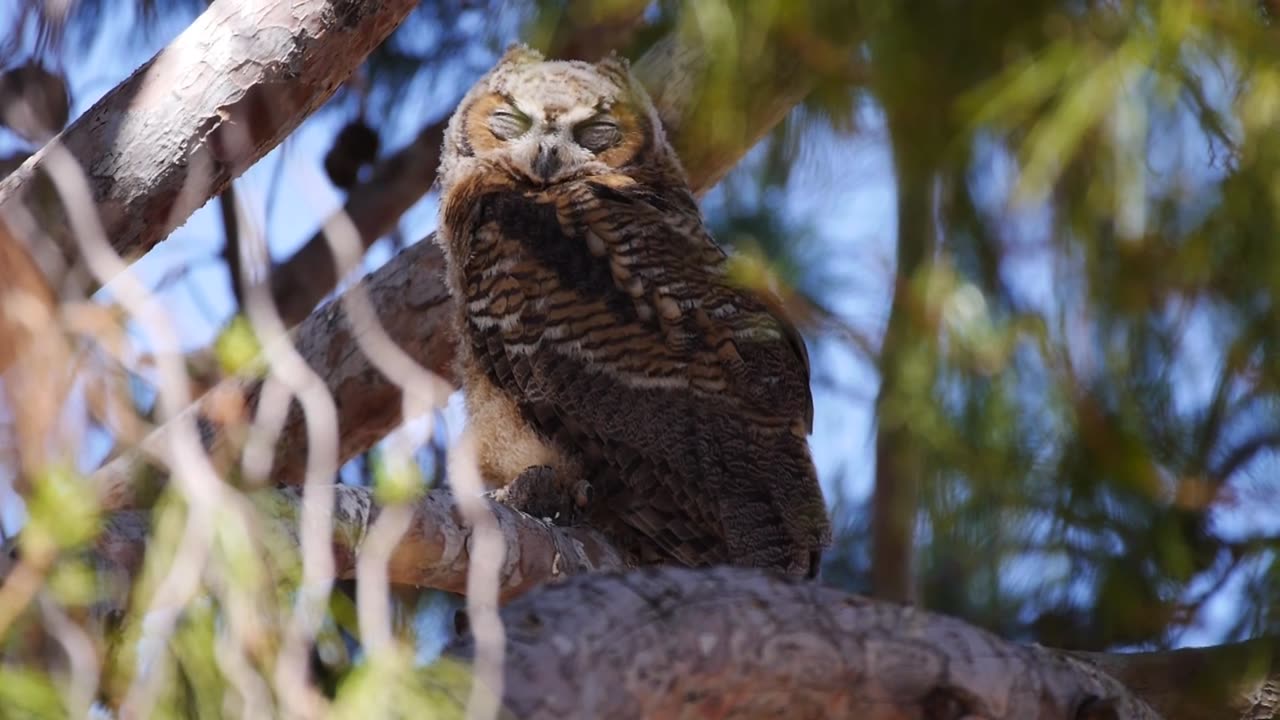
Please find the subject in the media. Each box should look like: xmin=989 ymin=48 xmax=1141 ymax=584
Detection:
xmin=448 ymin=566 xmax=1162 ymax=720
xmin=0 ymin=0 xmax=419 ymax=283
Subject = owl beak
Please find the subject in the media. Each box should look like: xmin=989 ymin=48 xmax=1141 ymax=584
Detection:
xmin=533 ymin=144 xmax=562 ymax=182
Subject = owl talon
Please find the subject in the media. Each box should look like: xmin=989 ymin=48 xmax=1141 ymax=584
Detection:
xmin=500 ymin=465 xmax=581 ymax=524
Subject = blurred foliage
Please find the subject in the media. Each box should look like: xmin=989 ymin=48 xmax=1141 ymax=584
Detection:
xmin=852 ymin=0 xmax=1280 ymax=652
xmin=5 ymin=0 xmax=1280 ymax=713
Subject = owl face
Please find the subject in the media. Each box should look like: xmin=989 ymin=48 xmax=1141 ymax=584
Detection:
xmin=439 ymin=46 xmax=676 ymax=191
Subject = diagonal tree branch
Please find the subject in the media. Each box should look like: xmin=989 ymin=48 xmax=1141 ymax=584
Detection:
xmin=1076 ymin=640 xmax=1280 ymax=720
xmin=0 ymin=0 xmax=419 ymax=286
xmin=269 ymin=120 xmax=448 ymax=327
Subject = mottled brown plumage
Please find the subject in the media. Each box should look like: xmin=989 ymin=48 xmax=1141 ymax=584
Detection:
xmin=436 ymin=46 xmax=830 ymax=576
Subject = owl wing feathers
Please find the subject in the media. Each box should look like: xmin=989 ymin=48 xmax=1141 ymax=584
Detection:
xmin=461 ymin=181 xmax=826 ymax=572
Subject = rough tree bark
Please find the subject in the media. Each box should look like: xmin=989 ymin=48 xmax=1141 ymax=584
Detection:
xmin=69 ymin=483 xmax=1280 ymax=720
xmin=0 ymin=217 xmax=73 ymax=489
xmin=90 ymin=485 xmax=624 ymax=608
xmin=449 ymin=566 xmax=1163 ymax=720
xmin=0 ymin=0 xmax=419 ymax=286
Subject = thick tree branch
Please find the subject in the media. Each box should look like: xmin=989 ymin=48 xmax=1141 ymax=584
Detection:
xmin=78 ymin=484 xmax=1278 ymax=720
xmin=0 ymin=216 xmax=54 ymax=373
xmin=0 ymin=0 xmax=419 ymax=283
xmin=447 ymin=566 xmax=1162 ymax=720
xmin=90 ymin=485 xmax=623 ymax=610
xmin=0 ymin=216 xmax=75 ymax=488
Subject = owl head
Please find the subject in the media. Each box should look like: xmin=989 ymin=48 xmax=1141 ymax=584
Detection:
xmin=438 ymin=45 xmax=683 ymax=192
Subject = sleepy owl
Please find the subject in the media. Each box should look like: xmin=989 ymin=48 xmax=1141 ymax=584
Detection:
xmin=435 ymin=45 xmax=831 ymax=577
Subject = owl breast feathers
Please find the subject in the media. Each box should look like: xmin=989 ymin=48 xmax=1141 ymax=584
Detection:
xmin=435 ymin=45 xmax=831 ymax=577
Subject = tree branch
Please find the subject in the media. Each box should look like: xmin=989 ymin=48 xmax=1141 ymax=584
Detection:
xmin=91 ymin=25 xmax=819 ymax=509
xmin=90 ymin=485 xmax=624 ymax=611
xmin=77 ymin=483 xmax=1280 ymax=720
xmin=446 ymin=565 xmax=1162 ymax=720
xmin=268 ymin=119 xmax=448 ymax=327
xmin=0 ymin=216 xmax=75 ymax=488
xmin=0 ymin=0 xmax=419 ymax=283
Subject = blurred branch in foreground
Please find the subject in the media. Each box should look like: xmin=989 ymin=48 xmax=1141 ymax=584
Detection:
xmin=84 ymin=485 xmax=624 ymax=607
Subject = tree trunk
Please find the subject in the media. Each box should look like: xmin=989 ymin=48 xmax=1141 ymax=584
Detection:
xmin=871 ymin=149 xmax=935 ymax=604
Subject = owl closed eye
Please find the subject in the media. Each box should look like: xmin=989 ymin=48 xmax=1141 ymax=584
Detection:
xmin=439 ymin=46 xmax=678 ymax=188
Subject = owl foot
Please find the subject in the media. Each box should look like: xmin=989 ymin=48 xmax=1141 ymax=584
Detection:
xmin=496 ymin=465 xmax=582 ymax=525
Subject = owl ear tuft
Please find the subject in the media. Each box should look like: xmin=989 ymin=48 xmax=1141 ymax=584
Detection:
xmin=499 ymin=43 xmax=545 ymax=66
xmin=595 ymin=52 xmax=631 ymax=80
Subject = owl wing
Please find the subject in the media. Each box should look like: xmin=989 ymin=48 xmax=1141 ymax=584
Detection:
xmin=460 ymin=180 xmax=823 ymax=570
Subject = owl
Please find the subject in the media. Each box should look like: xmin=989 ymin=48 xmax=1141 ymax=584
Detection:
xmin=435 ymin=45 xmax=831 ymax=577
